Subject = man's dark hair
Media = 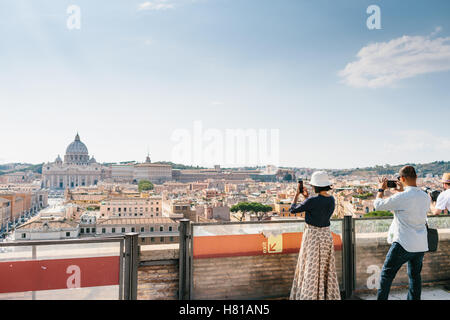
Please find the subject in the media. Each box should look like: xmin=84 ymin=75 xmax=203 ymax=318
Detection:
xmin=399 ymin=165 xmax=417 ymax=179
xmin=314 ymin=185 xmax=332 ymax=193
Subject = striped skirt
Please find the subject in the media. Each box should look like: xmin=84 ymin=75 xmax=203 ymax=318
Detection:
xmin=289 ymin=223 xmax=341 ymax=300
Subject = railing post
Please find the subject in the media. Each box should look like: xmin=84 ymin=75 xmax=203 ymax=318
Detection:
xmin=124 ymin=233 xmax=139 ymax=300
xmin=343 ymin=215 xmax=356 ymax=299
xmin=178 ymin=219 xmax=191 ymax=300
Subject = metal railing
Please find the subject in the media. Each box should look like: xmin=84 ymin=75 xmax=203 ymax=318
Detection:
xmin=0 ymin=233 xmax=139 ymax=300
xmin=178 ymin=215 xmax=450 ymax=300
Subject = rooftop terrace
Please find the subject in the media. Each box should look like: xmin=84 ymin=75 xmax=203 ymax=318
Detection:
xmin=0 ymin=215 xmax=449 ymax=300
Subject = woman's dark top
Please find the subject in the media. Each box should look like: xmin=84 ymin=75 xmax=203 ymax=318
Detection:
xmin=289 ymin=195 xmax=335 ymax=227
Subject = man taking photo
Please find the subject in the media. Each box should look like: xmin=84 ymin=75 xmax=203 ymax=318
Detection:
xmin=430 ymin=173 xmax=450 ymax=215
xmin=373 ymin=165 xmax=430 ymax=300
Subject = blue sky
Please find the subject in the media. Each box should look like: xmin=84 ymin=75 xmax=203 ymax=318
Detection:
xmin=0 ymin=0 xmax=449 ymax=169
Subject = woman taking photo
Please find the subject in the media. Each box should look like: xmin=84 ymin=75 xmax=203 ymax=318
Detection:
xmin=289 ymin=171 xmax=341 ymax=300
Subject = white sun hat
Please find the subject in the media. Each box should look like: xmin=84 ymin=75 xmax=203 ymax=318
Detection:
xmin=309 ymin=171 xmax=332 ymax=187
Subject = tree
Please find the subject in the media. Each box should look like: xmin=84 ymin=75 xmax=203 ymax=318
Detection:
xmin=230 ymin=202 xmax=273 ymax=221
xmin=283 ymin=173 xmax=293 ymax=182
xmin=138 ymin=180 xmax=154 ymax=192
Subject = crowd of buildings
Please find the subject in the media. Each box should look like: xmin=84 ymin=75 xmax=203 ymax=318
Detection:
xmin=0 ymin=133 xmax=445 ymax=244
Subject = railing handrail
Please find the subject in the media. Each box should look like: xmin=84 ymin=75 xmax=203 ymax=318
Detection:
xmin=0 ymin=235 xmax=126 ymax=247
xmin=353 ymin=214 xmax=450 ymax=221
xmin=191 ymin=218 xmax=344 ymax=227
xmin=190 ymin=214 xmax=450 ymax=226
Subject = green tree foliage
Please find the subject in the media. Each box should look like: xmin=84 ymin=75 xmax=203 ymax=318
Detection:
xmin=331 ymin=161 xmax=449 ymax=177
xmin=230 ymin=202 xmax=273 ymax=221
xmin=138 ymin=180 xmax=154 ymax=192
xmin=364 ymin=210 xmax=393 ymax=217
xmin=153 ymin=161 xmax=206 ymax=170
xmin=353 ymin=192 xmax=374 ymax=200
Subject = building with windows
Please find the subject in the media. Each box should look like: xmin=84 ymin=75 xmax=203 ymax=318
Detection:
xmin=99 ymin=196 xmax=162 ymax=218
xmin=0 ymin=197 xmax=11 ymax=232
xmin=110 ymin=156 xmax=172 ymax=184
xmin=42 ymin=133 xmax=109 ymax=189
xmin=14 ymin=216 xmax=79 ymax=240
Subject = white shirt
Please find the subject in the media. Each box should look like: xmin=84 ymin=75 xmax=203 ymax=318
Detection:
xmin=374 ymin=186 xmax=430 ymax=253
xmin=435 ymin=189 xmax=450 ymax=212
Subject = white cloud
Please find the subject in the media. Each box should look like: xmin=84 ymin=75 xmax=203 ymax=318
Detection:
xmin=431 ymin=26 xmax=443 ymax=37
xmin=339 ymin=32 xmax=450 ymax=88
xmin=138 ymin=1 xmax=175 ymax=11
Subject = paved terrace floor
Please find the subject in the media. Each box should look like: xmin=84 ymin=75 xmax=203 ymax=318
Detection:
xmin=356 ymin=284 xmax=450 ymax=300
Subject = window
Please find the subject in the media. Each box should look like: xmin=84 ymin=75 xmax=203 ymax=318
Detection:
xmin=124 ymin=208 xmax=127 ymax=212
xmin=131 ymin=227 xmax=135 ymax=232
xmin=151 ymin=237 xmax=155 ymax=243
xmin=141 ymin=238 xmax=145 ymax=243
xmin=22 ymin=233 xmax=26 ymax=238
xmin=92 ymin=228 xmax=96 ymax=233
xmin=169 ymin=226 xmax=173 ymax=232
xmin=112 ymin=228 xmax=116 ymax=233
xmin=122 ymin=228 xmax=126 ymax=233
xmin=118 ymin=208 xmax=121 ymax=212
xmin=86 ymin=228 xmax=90 ymax=233
xmin=169 ymin=237 xmax=174 ymax=242
xmin=160 ymin=237 xmax=164 ymax=242
xmin=66 ymin=232 xmax=70 ymax=237
xmin=156 ymin=213 xmax=159 ymax=216
xmin=160 ymin=226 xmax=164 ymax=232
xmin=141 ymin=227 xmax=144 ymax=232
xmin=150 ymin=227 xmax=154 ymax=232
xmin=102 ymin=228 xmax=106 ymax=233
xmin=80 ymin=228 xmax=84 ymax=234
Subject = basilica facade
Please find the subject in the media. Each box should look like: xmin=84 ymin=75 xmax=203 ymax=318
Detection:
xmin=42 ymin=134 xmax=109 ymax=189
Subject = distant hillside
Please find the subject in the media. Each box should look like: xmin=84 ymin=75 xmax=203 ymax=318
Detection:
xmin=330 ymin=161 xmax=450 ymax=177
xmin=0 ymin=163 xmax=42 ymax=175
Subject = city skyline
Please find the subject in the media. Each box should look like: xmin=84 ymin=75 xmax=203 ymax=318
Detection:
xmin=1 ymin=131 xmax=448 ymax=172
xmin=1 ymin=0 xmax=450 ymax=168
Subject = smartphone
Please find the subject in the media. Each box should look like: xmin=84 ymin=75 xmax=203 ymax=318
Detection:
xmin=387 ymin=180 xmax=397 ymax=188
xmin=297 ymin=178 xmax=304 ymax=193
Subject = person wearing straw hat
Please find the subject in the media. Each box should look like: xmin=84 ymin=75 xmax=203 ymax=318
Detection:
xmin=289 ymin=171 xmax=340 ymax=300
xmin=431 ymin=173 xmax=450 ymax=215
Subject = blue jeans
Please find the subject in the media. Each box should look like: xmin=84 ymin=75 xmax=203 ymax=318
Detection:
xmin=377 ymin=242 xmax=425 ymax=300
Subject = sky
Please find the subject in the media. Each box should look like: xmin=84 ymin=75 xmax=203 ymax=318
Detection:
xmin=0 ymin=0 xmax=449 ymax=169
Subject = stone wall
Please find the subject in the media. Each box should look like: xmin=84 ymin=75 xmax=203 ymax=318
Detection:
xmin=354 ymin=229 xmax=450 ymax=292
xmin=192 ymin=251 xmax=342 ymax=300
xmin=138 ymin=244 xmax=179 ymax=300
